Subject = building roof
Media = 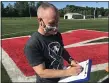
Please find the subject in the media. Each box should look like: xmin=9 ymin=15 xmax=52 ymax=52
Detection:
xmin=64 ymin=13 xmax=82 ymax=15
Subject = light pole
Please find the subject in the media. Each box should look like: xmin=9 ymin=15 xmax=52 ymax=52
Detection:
xmin=82 ymin=5 xmax=86 ymax=19
xmin=94 ymin=2 xmax=98 ymax=20
xmin=29 ymin=2 xmax=31 ymax=19
xmin=94 ymin=7 xmax=96 ymax=20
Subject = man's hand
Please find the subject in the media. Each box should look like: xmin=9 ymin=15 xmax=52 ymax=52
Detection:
xmin=67 ymin=65 xmax=82 ymax=76
xmin=70 ymin=60 xmax=79 ymax=67
xmin=70 ymin=60 xmax=84 ymax=73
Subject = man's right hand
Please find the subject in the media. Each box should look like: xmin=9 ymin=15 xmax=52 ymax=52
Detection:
xmin=33 ymin=63 xmax=83 ymax=78
xmin=67 ymin=65 xmax=83 ymax=76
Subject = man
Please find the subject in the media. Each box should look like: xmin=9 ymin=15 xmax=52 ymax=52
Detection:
xmin=24 ymin=2 xmax=82 ymax=83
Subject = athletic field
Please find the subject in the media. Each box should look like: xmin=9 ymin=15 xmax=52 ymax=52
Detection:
xmin=1 ymin=17 xmax=109 ymax=83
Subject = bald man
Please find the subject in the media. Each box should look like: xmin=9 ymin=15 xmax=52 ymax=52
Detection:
xmin=24 ymin=2 xmax=82 ymax=83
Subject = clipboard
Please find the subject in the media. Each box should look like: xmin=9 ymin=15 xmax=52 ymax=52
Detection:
xmin=59 ymin=59 xmax=92 ymax=83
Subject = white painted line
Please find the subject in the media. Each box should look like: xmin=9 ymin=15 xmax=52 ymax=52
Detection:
xmin=81 ymin=37 xmax=108 ymax=44
xmin=1 ymin=30 xmax=73 ymax=40
xmin=62 ymin=29 xmax=108 ymax=34
xmin=2 ymin=29 xmax=108 ymax=41
xmin=65 ymin=42 xmax=108 ymax=48
xmin=61 ymin=30 xmax=72 ymax=34
xmin=2 ymin=30 xmax=35 ymax=36
xmin=1 ymin=48 xmax=36 ymax=82
xmin=1 ymin=29 xmax=108 ymax=82
xmin=1 ymin=29 xmax=81 ymax=40
xmin=61 ymin=29 xmax=81 ymax=34
xmin=78 ymin=29 xmax=108 ymax=33
xmin=91 ymin=63 xmax=108 ymax=72
xmin=64 ymin=36 xmax=108 ymax=48
xmin=1 ymin=35 xmax=31 ymax=40
xmin=0 ymin=47 xmax=1 ymax=83
xmin=1 ymin=43 xmax=108 ymax=82
xmin=98 ymin=75 xmax=109 ymax=82
xmin=2 ymin=29 xmax=75 ymax=39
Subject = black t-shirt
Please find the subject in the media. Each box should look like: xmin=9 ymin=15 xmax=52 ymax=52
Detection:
xmin=24 ymin=31 xmax=64 ymax=83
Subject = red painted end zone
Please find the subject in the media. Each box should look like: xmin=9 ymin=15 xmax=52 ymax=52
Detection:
xmin=64 ymin=44 xmax=108 ymax=66
xmin=1 ymin=30 xmax=108 ymax=76
xmin=62 ymin=30 xmax=108 ymax=45
xmin=2 ymin=37 xmax=35 ymax=76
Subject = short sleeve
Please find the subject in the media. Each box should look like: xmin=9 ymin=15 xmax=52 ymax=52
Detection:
xmin=24 ymin=42 xmax=44 ymax=67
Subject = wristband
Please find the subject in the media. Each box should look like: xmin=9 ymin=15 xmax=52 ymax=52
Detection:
xmin=68 ymin=57 xmax=74 ymax=64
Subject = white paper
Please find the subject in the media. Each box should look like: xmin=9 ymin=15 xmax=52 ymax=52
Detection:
xmin=59 ymin=60 xmax=90 ymax=82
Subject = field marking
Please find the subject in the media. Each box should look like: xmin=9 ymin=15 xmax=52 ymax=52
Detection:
xmin=78 ymin=29 xmax=108 ymax=33
xmin=1 ymin=29 xmax=79 ymax=40
xmin=2 ymin=29 xmax=108 ymax=41
xmin=0 ymin=46 xmax=1 ymax=83
xmin=2 ymin=40 xmax=108 ymax=82
xmin=2 ymin=46 xmax=108 ymax=82
xmin=65 ymin=42 xmax=108 ymax=48
xmin=61 ymin=29 xmax=83 ymax=34
xmin=1 ymin=29 xmax=77 ymax=40
xmin=1 ymin=29 xmax=108 ymax=82
xmin=98 ymin=75 xmax=109 ymax=82
xmin=91 ymin=63 xmax=108 ymax=72
xmin=1 ymin=30 xmax=72 ymax=40
xmin=1 ymin=35 xmax=30 ymax=40
xmin=61 ymin=29 xmax=108 ymax=34
xmin=2 ymin=30 xmax=36 ymax=36
xmin=2 ymin=45 xmax=108 ymax=82
xmin=1 ymin=29 xmax=74 ymax=37
xmin=64 ymin=36 xmax=108 ymax=48
xmin=1 ymin=47 xmax=36 ymax=82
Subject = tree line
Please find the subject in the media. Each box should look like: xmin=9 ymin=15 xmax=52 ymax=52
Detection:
xmin=1 ymin=1 xmax=109 ymax=17
xmin=59 ymin=5 xmax=109 ymax=17
xmin=1 ymin=1 xmax=43 ymax=17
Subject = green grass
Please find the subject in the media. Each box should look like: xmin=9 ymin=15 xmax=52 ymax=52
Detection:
xmin=1 ymin=17 xmax=108 ymax=82
xmin=2 ymin=17 xmax=108 ymax=38
xmin=87 ymin=38 xmax=109 ymax=43
xmin=1 ymin=64 xmax=12 ymax=83
xmin=88 ymin=70 xmax=109 ymax=82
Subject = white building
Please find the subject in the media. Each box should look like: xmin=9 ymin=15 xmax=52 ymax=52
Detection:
xmin=64 ymin=13 xmax=83 ymax=19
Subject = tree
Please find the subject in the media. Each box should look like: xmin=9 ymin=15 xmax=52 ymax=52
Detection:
xmin=2 ymin=1 xmax=108 ymax=17
xmin=7 ymin=3 xmax=15 ymax=17
xmin=36 ymin=2 xmax=43 ymax=10
xmin=104 ymin=9 xmax=109 ymax=16
xmin=1 ymin=2 xmax=4 ymax=9
xmin=29 ymin=1 xmax=37 ymax=17
xmin=100 ymin=7 xmax=105 ymax=16
xmin=59 ymin=9 xmax=64 ymax=17
xmin=1 ymin=2 xmax=5 ymax=17
xmin=14 ymin=1 xmax=29 ymax=17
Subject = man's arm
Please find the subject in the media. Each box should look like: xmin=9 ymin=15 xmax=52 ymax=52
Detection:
xmin=33 ymin=63 xmax=81 ymax=78
xmin=62 ymin=49 xmax=81 ymax=67
xmin=62 ymin=49 xmax=74 ymax=64
xmin=58 ymin=33 xmax=74 ymax=64
xmin=59 ymin=33 xmax=80 ymax=66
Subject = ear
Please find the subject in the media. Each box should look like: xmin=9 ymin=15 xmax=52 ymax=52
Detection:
xmin=37 ymin=17 xmax=43 ymax=26
xmin=37 ymin=17 xmax=42 ymax=22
